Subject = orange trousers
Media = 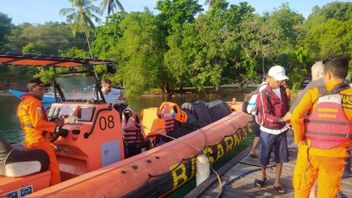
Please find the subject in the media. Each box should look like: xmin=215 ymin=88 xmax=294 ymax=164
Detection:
xmin=293 ymin=145 xmax=345 ymax=198
xmin=25 ymin=140 xmax=61 ymax=185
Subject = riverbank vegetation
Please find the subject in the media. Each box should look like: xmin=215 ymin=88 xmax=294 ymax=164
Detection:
xmin=0 ymin=1 xmax=351 ymax=96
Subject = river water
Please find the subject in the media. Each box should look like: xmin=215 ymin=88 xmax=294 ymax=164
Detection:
xmin=0 ymin=89 xmax=247 ymax=143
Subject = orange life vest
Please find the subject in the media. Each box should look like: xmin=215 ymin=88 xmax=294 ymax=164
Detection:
xmin=159 ymin=102 xmax=188 ymax=123
xmin=305 ymin=85 xmax=352 ymax=149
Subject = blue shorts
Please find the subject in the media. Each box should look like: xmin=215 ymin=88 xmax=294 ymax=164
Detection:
xmin=252 ymin=116 xmax=261 ymax=137
xmin=259 ymin=130 xmax=289 ymax=165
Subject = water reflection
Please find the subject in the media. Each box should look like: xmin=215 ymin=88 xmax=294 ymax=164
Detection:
xmin=0 ymin=94 xmax=23 ymax=143
xmin=126 ymin=89 xmax=246 ymax=113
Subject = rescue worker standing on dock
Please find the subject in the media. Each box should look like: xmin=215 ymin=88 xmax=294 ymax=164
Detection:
xmin=17 ymin=78 xmax=64 ymax=185
xmin=291 ymin=56 xmax=352 ymax=198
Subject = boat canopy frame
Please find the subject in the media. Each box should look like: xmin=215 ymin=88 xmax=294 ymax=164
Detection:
xmin=0 ymin=51 xmax=113 ymax=67
xmin=0 ymin=51 xmax=116 ymax=103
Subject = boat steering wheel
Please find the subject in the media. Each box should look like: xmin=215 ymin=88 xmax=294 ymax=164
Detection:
xmin=51 ymin=127 xmax=69 ymax=142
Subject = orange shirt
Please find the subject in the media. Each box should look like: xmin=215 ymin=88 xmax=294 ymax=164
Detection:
xmin=17 ymin=94 xmax=56 ymax=145
xmin=291 ymin=80 xmax=352 ymax=157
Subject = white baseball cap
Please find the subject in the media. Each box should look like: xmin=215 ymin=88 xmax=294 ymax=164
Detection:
xmin=268 ymin=65 xmax=289 ymax=81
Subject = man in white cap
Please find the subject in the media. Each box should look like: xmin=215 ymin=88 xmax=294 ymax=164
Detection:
xmin=254 ymin=65 xmax=290 ymax=194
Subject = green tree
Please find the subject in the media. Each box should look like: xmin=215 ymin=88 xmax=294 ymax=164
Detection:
xmin=156 ymin=0 xmax=202 ymax=92
xmin=268 ymin=3 xmax=304 ymax=48
xmin=59 ymin=47 xmax=90 ymax=57
xmin=305 ymin=19 xmax=352 ymax=59
xmin=305 ymin=2 xmax=352 ymax=29
xmin=238 ymin=15 xmax=282 ymax=80
xmin=93 ymin=11 xmax=166 ymax=96
xmin=276 ymin=47 xmax=310 ymax=90
xmin=60 ymin=0 xmax=101 ymax=57
xmin=117 ymin=12 xmax=166 ymax=96
xmin=156 ymin=0 xmax=202 ymax=32
xmin=92 ymin=12 xmax=125 ymax=60
xmin=8 ymin=22 xmax=87 ymax=54
xmin=302 ymin=2 xmax=352 ymax=77
xmin=22 ymin=42 xmax=42 ymax=54
xmin=0 ymin=12 xmax=13 ymax=51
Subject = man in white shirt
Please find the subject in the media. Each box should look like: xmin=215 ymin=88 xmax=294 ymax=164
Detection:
xmin=101 ymin=79 xmax=123 ymax=105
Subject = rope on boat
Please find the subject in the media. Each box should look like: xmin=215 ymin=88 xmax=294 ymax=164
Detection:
xmin=223 ymin=164 xmax=276 ymax=187
xmin=160 ymin=133 xmax=223 ymax=198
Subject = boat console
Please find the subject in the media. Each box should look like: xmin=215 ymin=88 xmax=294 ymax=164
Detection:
xmin=48 ymin=102 xmax=124 ymax=180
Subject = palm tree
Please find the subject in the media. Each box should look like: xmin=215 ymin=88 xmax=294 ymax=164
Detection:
xmin=100 ymin=0 xmax=124 ymax=16
xmin=60 ymin=0 xmax=101 ymax=57
xmin=204 ymin=0 xmax=219 ymax=10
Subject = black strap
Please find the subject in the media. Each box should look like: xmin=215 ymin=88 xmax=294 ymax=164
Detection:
xmin=264 ymin=90 xmax=273 ymax=115
xmin=312 ymin=83 xmax=350 ymax=105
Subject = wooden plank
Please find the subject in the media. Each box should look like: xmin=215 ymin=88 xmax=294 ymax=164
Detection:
xmin=197 ymin=133 xmax=352 ymax=198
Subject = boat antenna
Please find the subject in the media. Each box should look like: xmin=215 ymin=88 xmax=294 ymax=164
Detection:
xmin=53 ymin=66 xmax=58 ymax=102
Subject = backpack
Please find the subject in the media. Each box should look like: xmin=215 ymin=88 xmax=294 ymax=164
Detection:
xmin=187 ymin=100 xmax=213 ymax=127
xmin=242 ymin=83 xmax=267 ymax=115
xmin=206 ymin=100 xmax=232 ymax=122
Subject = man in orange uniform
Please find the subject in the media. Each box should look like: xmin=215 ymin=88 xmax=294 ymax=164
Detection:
xmin=291 ymin=56 xmax=352 ymax=198
xmin=17 ymin=78 xmax=64 ymax=185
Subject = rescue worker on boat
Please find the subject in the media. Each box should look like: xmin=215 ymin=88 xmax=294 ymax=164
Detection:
xmin=291 ymin=55 xmax=352 ymax=198
xmin=17 ymin=78 xmax=64 ymax=185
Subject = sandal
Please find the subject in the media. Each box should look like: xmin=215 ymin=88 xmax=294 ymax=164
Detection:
xmin=254 ymin=178 xmax=266 ymax=188
xmin=274 ymin=185 xmax=286 ymax=194
xmin=249 ymin=153 xmax=257 ymax=158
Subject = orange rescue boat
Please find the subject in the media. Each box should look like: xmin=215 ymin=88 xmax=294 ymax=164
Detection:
xmin=0 ymin=52 xmax=252 ymax=197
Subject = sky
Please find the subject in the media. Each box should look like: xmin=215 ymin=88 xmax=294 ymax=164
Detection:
xmin=0 ymin=0 xmax=350 ymax=25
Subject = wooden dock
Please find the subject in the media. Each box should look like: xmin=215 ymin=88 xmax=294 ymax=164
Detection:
xmin=186 ymin=132 xmax=352 ymax=198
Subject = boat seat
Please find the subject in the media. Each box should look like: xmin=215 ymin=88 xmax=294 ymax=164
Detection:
xmin=0 ymin=171 xmax=50 ymax=197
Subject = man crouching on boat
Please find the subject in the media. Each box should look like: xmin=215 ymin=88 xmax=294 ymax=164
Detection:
xmin=17 ymin=78 xmax=64 ymax=185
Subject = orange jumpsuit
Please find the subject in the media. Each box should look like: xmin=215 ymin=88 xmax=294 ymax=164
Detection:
xmin=17 ymin=94 xmax=60 ymax=185
xmin=291 ymin=80 xmax=352 ymax=198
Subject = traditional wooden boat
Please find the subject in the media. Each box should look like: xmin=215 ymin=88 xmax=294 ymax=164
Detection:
xmin=0 ymin=52 xmax=252 ymax=197
xmin=7 ymin=89 xmax=56 ymax=110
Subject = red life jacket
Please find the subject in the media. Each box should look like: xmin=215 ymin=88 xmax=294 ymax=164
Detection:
xmin=121 ymin=108 xmax=144 ymax=145
xmin=305 ymin=84 xmax=352 ymax=149
xmin=159 ymin=103 xmax=175 ymax=132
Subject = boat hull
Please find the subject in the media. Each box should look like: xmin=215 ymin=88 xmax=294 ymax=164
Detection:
xmin=28 ymin=111 xmax=251 ymax=198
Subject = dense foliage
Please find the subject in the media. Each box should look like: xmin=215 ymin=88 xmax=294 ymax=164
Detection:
xmin=1 ymin=1 xmax=351 ymax=95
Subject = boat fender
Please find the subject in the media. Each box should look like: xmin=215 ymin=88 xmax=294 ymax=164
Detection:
xmin=196 ymin=153 xmax=210 ymax=186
